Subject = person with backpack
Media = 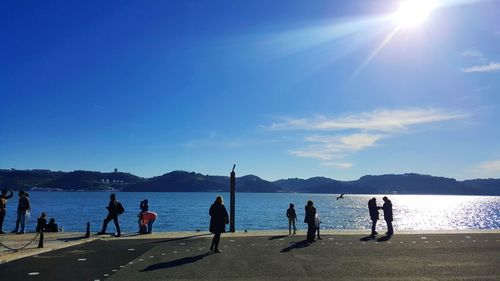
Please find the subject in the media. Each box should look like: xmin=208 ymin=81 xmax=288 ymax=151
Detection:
xmin=97 ymin=193 xmax=123 ymax=237
xmin=286 ymin=203 xmax=297 ymax=235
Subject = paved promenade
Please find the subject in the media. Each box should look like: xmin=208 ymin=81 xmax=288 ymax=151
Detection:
xmin=0 ymin=232 xmax=499 ymax=281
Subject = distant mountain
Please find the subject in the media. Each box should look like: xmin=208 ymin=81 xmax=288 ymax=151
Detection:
xmin=0 ymin=169 xmax=498 ymax=195
xmin=0 ymin=169 xmax=142 ymax=191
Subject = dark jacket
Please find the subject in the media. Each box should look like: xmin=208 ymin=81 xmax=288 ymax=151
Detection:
xmin=368 ymin=199 xmax=379 ymax=220
xmin=286 ymin=208 xmax=297 ymax=219
xmin=0 ymin=191 xmax=13 ymax=210
xmin=18 ymin=196 xmax=31 ymax=212
xmin=209 ymin=203 xmax=229 ymax=234
xmin=46 ymin=222 xmax=59 ymax=232
xmin=382 ymin=200 xmax=393 ymax=221
xmin=36 ymin=218 xmax=47 ymax=232
xmin=107 ymin=200 xmax=120 ymax=217
xmin=304 ymin=205 xmax=316 ymax=224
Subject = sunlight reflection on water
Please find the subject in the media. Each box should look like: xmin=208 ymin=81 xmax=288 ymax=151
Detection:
xmin=3 ymin=192 xmax=499 ymax=232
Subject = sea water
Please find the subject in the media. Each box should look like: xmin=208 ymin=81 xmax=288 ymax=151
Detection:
xmin=1 ymin=192 xmax=499 ymax=233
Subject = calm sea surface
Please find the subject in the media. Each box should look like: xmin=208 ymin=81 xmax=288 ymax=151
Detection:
xmin=2 ymin=192 xmax=499 ymax=233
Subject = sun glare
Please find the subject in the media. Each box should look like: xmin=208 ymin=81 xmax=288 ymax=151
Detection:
xmin=392 ymin=0 xmax=437 ymax=28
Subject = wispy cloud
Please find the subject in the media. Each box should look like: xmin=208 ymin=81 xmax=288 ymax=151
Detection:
xmin=265 ymin=108 xmax=467 ymax=168
xmin=321 ymin=162 xmax=354 ymax=169
xmin=469 ymin=160 xmax=500 ymax=178
xmin=264 ymin=108 xmax=466 ymax=132
xmin=461 ymin=48 xmax=500 ymax=73
xmin=461 ymin=62 xmax=500 ymax=73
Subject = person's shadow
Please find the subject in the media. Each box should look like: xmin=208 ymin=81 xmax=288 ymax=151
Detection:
xmin=280 ymin=240 xmax=311 ymax=253
xmin=359 ymin=235 xmax=376 ymax=241
xmin=376 ymin=235 xmax=392 ymax=242
xmin=268 ymin=235 xmax=288 ymax=240
xmin=140 ymin=252 xmax=212 ymax=272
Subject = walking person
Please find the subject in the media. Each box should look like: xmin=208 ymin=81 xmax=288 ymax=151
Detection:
xmin=0 ymin=189 xmax=14 ymax=234
xmin=97 ymin=193 xmax=123 ymax=237
xmin=304 ymin=200 xmax=316 ymax=243
xmin=209 ymin=195 xmax=229 ymax=253
xmin=368 ymin=198 xmax=379 ymax=236
xmin=380 ymin=196 xmax=394 ymax=236
xmin=12 ymin=191 xmax=31 ymax=234
xmin=286 ymin=203 xmax=297 ymax=235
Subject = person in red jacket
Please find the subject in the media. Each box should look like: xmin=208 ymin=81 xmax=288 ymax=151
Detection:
xmin=139 ymin=211 xmax=157 ymax=234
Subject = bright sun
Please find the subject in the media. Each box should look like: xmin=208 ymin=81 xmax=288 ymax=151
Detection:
xmin=392 ymin=0 xmax=437 ymax=28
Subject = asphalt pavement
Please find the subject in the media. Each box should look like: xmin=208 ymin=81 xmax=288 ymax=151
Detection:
xmin=0 ymin=233 xmax=499 ymax=281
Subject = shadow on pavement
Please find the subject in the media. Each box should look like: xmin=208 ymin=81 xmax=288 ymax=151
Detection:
xmin=280 ymin=240 xmax=311 ymax=252
xmin=359 ymin=235 xmax=376 ymax=241
xmin=140 ymin=252 xmax=212 ymax=271
xmin=268 ymin=235 xmax=288 ymax=240
xmin=377 ymin=235 xmax=392 ymax=242
xmin=148 ymin=234 xmax=211 ymax=244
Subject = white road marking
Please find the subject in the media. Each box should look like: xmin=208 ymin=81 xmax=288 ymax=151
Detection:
xmin=112 ymin=269 xmax=118 ymax=272
xmin=28 ymin=272 xmax=40 ymax=276
xmin=412 ymin=241 xmax=416 ymax=244
xmin=465 ymin=236 xmax=471 ymax=239
xmin=162 ymin=253 xmax=166 ymax=255
xmin=186 ymin=249 xmax=190 ymax=252
xmin=173 ymin=251 xmax=178 ymax=254
xmin=424 ymin=241 xmax=429 ymax=244
xmin=400 ymin=242 xmax=404 ymax=244
xmin=77 ymin=258 xmax=87 ymax=261
xmin=436 ymin=241 xmax=440 ymax=243
xmin=421 ymin=237 xmax=427 ymax=240
xmin=328 ymin=238 xmax=334 ymax=240
xmin=128 ymin=262 xmax=134 ymax=264
xmin=103 ymin=274 xmax=110 ymax=277
xmin=179 ymin=243 xmax=186 ymax=246
xmin=139 ymin=259 xmax=144 ymax=261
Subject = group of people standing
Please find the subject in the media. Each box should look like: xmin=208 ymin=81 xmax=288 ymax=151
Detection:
xmin=368 ymin=196 xmax=393 ymax=236
xmin=0 ymin=189 xmax=32 ymax=234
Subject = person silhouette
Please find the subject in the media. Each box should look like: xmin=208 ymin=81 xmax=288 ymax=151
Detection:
xmin=286 ymin=203 xmax=297 ymax=235
xmin=380 ymin=196 xmax=394 ymax=236
xmin=46 ymin=218 xmax=59 ymax=232
xmin=36 ymin=212 xmax=47 ymax=233
xmin=12 ymin=191 xmax=30 ymax=234
xmin=97 ymin=193 xmax=122 ymax=237
xmin=209 ymin=195 xmax=229 ymax=253
xmin=304 ymin=200 xmax=316 ymax=243
xmin=368 ymin=198 xmax=379 ymax=236
xmin=0 ymin=189 xmax=14 ymax=234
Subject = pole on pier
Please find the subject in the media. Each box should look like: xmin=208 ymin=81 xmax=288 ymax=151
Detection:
xmin=38 ymin=229 xmax=44 ymax=248
xmin=230 ymin=164 xmax=236 ymax=232
xmin=85 ymin=222 xmax=90 ymax=238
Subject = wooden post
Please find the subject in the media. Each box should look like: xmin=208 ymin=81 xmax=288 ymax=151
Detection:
xmin=230 ymin=164 xmax=236 ymax=232
xmin=38 ymin=228 xmax=44 ymax=248
xmin=85 ymin=222 xmax=90 ymax=238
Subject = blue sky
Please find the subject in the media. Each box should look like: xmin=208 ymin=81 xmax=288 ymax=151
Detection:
xmin=1 ymin=0 xmax=499 ymax=181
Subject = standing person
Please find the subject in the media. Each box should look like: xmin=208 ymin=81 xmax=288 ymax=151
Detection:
xmin=368 ymin=198 xmax=379 ymax=236
xmin=13 ymin=191 xmax=31 ymax=234
xmin=140 ymin=199 xmax=149 ymax=212
xmin=137 ymin=199 xmax=149 ymax=232
xmin=0 ymin=189 xmax=14 ymax=234
xmin=97 ymin=193 xmax=123 ymax=237
xmin=209 ymin=195 xmax=229 ymax=253
xmin=304 ymin=200 xmax=316 ymax=243
xmin=286 ymin=203 xmax=297 ymax=235
xmin=315 ymin=212 xmax=321 ymax=240
xmin=380 ymin=196 xmax=394 ymax=236
xmin=36 ymin=212 xmax=47 ymax=233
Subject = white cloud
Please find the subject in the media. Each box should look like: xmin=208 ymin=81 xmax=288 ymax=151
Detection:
xmin=461 ymin=49 xmax=484 ymax=58
xmin=476 ymin=160 xmax=500 ymax=173
xmin=266 ymin=108 xmax=467 ymax=168
xmin=321 ymin=162 xmax=354 ymax=169
xmin=461 ymin=62 xmax=500 ymax=73
xmin=468 ymin=160 xmax=500 ymax=179
xmin=265 ymin=108 xmax=466 ymax=132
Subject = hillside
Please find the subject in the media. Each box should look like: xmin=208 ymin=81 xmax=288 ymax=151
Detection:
xmin=0 ymin=169 xmax=498 ymax=195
